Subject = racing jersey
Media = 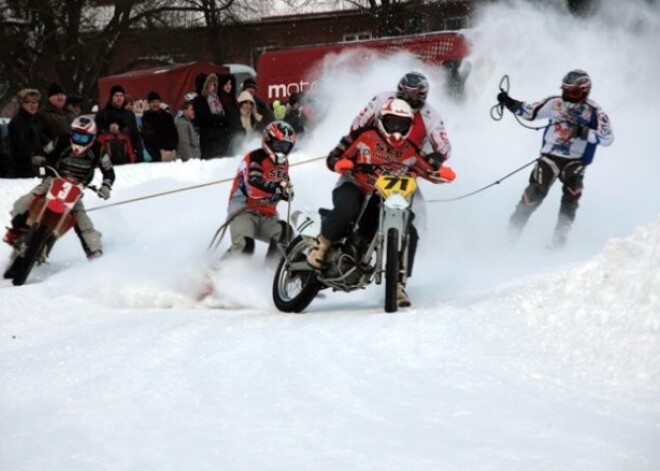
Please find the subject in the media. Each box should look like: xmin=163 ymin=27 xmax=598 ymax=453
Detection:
xmin=227 ymin=148 xmax=289 ymax=217
xmin=327 ymin=127 xmax=438 ymax=194
xmin=351 ymin=91 xmax=452 ymax=159
xmin=50 ymin=140 xmax=115 ymax=188
xmin=516 ymin=96 xmax=613 ymax=164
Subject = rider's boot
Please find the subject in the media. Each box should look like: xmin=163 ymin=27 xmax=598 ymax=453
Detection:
xmin=396 ymin=282 xmax=411 ymax=308
xmin=307 ymin=235 xmax=331 ymax=269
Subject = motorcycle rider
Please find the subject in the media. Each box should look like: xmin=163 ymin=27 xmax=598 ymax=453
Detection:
xmin=497 ymin=69 xmax=614 ymax=247
xmin=306 ymin=98 xmax=456 ymax=308
xmin=224 ymin=120 xmax=296 ymax=265
xmin=351 ymin=71 xmax=452 ymax=169
xmin=3 ymin=116 xmax=115 ymax=259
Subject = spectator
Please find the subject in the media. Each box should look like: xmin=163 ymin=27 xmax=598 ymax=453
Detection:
xmin=65 ymin=95 xmax=83 ymax=121
xmin=94 ymin=84 xmax=144 ymax=162
xmin=241 ymin=77 xmax=275 ymax=125
xmin=232 ymin=90 xmax=265 ymax=152
xmin=175 ymin=98 xmax=200 ymax=161
xmin=192 ymin=73 xmax=227 ymax=159
xmin=7 ymin=89 xmax=46 ymax=178
xmin=272 ymin=100 xmax=287 ymax=120
xmin=284 ymin=92 xmax=309 ymax=135
xmin=218 ymin=73 xmax=241 ymax=156
xmin=35 ymin=82 xmax=70 ymax=155
xmin=141 ymin=91 xmax=178 ymax=162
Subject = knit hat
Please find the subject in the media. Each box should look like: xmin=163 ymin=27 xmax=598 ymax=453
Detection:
xmin=241 ymin=78 xmax=257 ymax=91
xmin=47 ymin=82 xmax=65 ymax=97
xmin=110 ymin=84 xmax=125 ymax=96
xmin=147 ymin=91 xmax=161 ymax=102
xmin=66 ymin=95 xmax=82 ymax=106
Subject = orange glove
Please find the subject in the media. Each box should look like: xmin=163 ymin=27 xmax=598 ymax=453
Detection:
xmin=430 ymin=166 xmax=456 ymax=183
xmin=333 ymin=158 xmax=354 ymax=174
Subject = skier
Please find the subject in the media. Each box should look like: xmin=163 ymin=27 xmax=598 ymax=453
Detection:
xmin=306 ymin=98 xmax=456 ymax=308
xmin=3 ymin=116 xmax=115 ymax=259
xmin=497 ymin=69 xmax=614 ymax=247
xmin=351 ymin=71 xmax=452 ymax=169
xmin=223 ymin=120 xmax=296 ymax=265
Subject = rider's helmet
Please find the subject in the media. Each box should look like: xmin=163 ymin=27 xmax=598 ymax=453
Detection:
xmin=561 ymin=69 xmax=591 ymax=103
xmin=70 ymin=116 xmax=97 ymax=157
xmin=396 ymin=71 xmax=429 ymax=111
xmin=377 ymin=98 xmax=414 ymax=148
xmin=263 ymin=120 xmax=296 ymax=165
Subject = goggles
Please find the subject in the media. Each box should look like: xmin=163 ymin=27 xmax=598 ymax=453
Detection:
xmin=382 ymin=115 xmax=412 ymax=135
xmin=71 ymin=131 xmax=94 ymax=146
xmin=270 ymin=139 xmax=294 ymax=155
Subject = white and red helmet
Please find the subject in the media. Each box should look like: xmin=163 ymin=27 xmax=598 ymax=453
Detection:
xmin=263 ymin=120 xmax=296 ymax=165
xmin=70 ymin=116 xmax=97 ymax=156
xmin=377 ymin=98 xmax=414 ymax=148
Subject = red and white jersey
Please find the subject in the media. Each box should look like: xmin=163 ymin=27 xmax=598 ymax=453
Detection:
xmin=328 ymin=127 xmax=438 ymax=194
xmin=227 ymin=148 xmax=289 ymax=217
xmin=351 ymin=91 xmax=452 ymax=159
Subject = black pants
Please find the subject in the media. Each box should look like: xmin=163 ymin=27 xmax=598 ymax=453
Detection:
xmin=509 ymin=155 xmax=585 ymax=232
xmin=321 ymin=182 xmax=419 ymax=278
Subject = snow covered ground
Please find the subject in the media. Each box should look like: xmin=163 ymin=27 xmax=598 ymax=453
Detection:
xmin=1 ymin=1 xmax=659 ymax=469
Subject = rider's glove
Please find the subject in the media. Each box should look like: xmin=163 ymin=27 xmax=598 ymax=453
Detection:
xmin=277 ymin=180 xmax=294 ymax=202
xmin=42 ymin=140 xmax=55 ymax=154
xmin=98 ymin=183 xmax=112 ymax=200
xmin=429 ymin=166 xmax=456 ymax=183
xmin=497 ymin=91 xmax=522 ymax=113
xmin=31 ymin=155 xmax=47 ymax=168
xmin=425 ymin=151 xmax=447 ymax=170
xmin=333 ymin=158 xmax=354 ymax=174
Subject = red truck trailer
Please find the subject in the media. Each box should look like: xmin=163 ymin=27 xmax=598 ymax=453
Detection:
xmin=97 ymin=61 xmax=229 ymax=113
xmin=256 ymin=31 xmax=470 ymax=104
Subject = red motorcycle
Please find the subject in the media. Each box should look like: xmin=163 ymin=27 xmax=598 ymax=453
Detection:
xmin=3 ymin=168 xmax=99 ymax=286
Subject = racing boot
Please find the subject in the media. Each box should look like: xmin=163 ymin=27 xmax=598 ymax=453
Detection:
xmin=307 ymin=235 xmax=331 ymax=269
xmin=396 ymin=282 xmax=411 ymax=308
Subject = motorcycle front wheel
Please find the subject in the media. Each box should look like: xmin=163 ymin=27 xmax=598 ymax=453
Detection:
xmin=10 ymin=225 xmax=51 ymax=286
xmin=272 ymin=235 xmax=321 ymax=313
xmin=384 ymin=228 xmax=400 ymax=313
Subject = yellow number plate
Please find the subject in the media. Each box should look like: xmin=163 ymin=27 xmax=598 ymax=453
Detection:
xmin=374 ymin=174 xmax=417 ymax=198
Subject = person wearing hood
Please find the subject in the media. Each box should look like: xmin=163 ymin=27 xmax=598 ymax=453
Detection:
xmin=231 ymin=90 xmax=265 ymax=152
xmin=192 ymin=73 xmax=229 ymax=159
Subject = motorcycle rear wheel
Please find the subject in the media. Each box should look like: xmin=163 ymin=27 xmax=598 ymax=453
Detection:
xmin=272 ymin=235 xmax=321 ymax=313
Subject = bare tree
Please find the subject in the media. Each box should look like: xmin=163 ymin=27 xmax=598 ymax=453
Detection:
xmin=0 ymin=0 xmax=257 ymax=109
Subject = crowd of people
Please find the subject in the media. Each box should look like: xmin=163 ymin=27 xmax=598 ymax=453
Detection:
xmin=0 ymin=73 xmax=313 ymax=177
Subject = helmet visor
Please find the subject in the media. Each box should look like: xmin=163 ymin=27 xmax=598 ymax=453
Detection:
xmin=382 ymin=114 xmax=412 ymax=135
xmin=270 ymin=139 xmax=294 ymax=155
xmin=71 ymin=131 xmax=94 ymax=146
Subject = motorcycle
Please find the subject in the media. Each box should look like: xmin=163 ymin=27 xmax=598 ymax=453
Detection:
xmin=3 ymin=167 xmax=100 ymax=286
xmin=272 ymin=164 xmax=423 ymax=314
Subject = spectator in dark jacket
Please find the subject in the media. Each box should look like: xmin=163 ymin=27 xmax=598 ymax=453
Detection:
xmin=35 ymin=83 xmax=70 ymax=157
xmin=284 ymin=92 xmax=309 ymax=135
xmin=218 ymin=73 xmax=241 ymax=156
xmin=192 ymin=73 xmax=228 ymax=159
xmin=141 ymin=91 xmax=178 ymax=162
xmin=8 ymin=89 xmax=46 ymax=178
xmin=94 ymin=84 xmax=144 ymax=162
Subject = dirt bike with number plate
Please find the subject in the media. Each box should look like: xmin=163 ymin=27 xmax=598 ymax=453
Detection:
xmin=273 ymin=163 xmax=421 ymax=314
xmin=3 ymin=168 xmax=99 ymax=286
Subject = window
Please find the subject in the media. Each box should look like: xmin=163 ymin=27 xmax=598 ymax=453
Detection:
xmin=343 ymin=32 xmax=373 ymax=42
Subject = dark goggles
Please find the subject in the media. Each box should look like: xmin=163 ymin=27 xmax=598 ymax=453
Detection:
xmin=270 ymin=139 xmax=294 ymax=155
xmin=71 ymin=131 xmax=94 ymax=146
xmin=382 ymin=114 xmax=412 ymax=135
